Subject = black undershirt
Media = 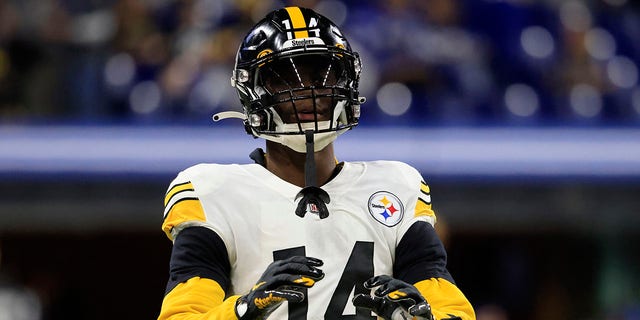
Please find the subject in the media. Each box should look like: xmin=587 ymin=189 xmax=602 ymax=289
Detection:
xmin=249 ymin=147 xmax=344 ymax=183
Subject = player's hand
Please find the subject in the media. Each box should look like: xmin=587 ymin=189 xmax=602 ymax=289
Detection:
xmin=235 ymin=256 xmax=324 ymax=320
xmin=352 ymin=275 xmax=434 ymax=320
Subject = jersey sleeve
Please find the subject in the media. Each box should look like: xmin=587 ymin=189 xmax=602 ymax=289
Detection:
xmin=159 ymin=227 xmax=240 ymax=320
xmin=394 ymin=164 xmax=475 ymax=320
xmin=158 ymin=277 xmax=240 ymax=320
xmin=395 ymin=222 xmax=475 ymax=320
xmin=414 ymin=180 xmax=437 ymax=224
xmin=394 ymin=162 xmax=437 ymax=238
xmin=159 ymin=170 xmax=240 ymax=320
xmin=162 ymin=170 xmax=208 ymax=241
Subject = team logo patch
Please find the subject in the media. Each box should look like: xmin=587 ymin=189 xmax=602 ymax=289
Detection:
xmin=367 ymin=191 xmax=404 ymax=227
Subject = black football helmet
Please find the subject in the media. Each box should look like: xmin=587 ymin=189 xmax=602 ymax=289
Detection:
xmin=216 ymin=6 xmax=365 ymax=152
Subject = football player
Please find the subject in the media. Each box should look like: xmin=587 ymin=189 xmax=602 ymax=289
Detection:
xmin=159 ymin=6 xmax=475 ymax=320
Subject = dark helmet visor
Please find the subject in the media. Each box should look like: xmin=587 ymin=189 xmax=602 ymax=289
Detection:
xmin=256 ymin=54 xmax=349 ymax=95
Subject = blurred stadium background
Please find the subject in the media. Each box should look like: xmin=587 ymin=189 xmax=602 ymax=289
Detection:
xmin=1 ymin=0 xmax=640 ymax=319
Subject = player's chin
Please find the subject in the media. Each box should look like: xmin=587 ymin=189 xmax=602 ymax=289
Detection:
xmin=296 ymin=113 xmax=330 ymax=122
xmin=276 ymin=101 xmax=332 ymax=122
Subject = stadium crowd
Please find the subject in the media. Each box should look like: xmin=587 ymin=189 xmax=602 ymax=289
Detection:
xmin=1 ymin=0 xmax=640 ymax=126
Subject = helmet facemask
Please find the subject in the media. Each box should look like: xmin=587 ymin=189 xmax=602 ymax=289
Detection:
xmin=234 ymin=47 xmax=362 ymax=152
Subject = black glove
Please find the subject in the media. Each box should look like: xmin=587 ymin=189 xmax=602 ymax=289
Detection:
xmin=352 ymin=275 xmax=434 ymax=320
xmin=235 ymin=256 xmax=324 ymax=320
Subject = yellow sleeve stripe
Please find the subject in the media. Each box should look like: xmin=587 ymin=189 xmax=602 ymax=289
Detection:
xmin=162 ymin=199 xmax=206 ymax=240
xmin=165 ymin=182 xmax=194 ymax=207
xmin=158 ymin=277 xmax=239 ymax=320
xmin=414 ymin=278 xmax=476 ymax=320
xmin=414 ymin=198 xmax=435 ymax=219
xmin=285 ymin=6 xmax=309 ymax=38
xmin=420 ymin=181 xmax=431 ymax=195
xmin=164 ymin=197 xmax=199 ymax=219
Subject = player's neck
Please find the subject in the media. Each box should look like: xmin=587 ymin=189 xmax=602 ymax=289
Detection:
xmin=265 ymin=141 xmax=337 ymax=188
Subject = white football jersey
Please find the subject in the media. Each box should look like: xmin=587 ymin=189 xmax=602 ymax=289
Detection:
xmin=163 ymin=160 xmax=436 ymax=319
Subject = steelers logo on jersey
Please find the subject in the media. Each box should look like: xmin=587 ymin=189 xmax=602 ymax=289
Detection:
xmin=367 ymin=191 xmax=404 ymax=227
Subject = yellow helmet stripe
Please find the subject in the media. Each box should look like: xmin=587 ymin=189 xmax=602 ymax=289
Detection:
xmin=285 ymin=7 xmax=309 ymax=39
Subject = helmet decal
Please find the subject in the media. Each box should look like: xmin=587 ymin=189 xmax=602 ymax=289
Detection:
xmin=257 ymin=49 xmax=273 ymax=59
xmin=283 ymin=7 xmax=313 ymax=39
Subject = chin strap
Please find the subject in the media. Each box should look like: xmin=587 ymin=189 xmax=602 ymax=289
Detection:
xmin=294 ymin=130 xmax=331 ymax=219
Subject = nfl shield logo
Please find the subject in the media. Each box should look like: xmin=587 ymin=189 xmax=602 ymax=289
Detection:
xmin=308 ymin=203 xmax=319 ymax=214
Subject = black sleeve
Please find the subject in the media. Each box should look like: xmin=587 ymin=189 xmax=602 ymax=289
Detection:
xmin=394 ymin=221 xmax=455 ymax=285
xmin=164 ymin=226 xmax=231 ymax=295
